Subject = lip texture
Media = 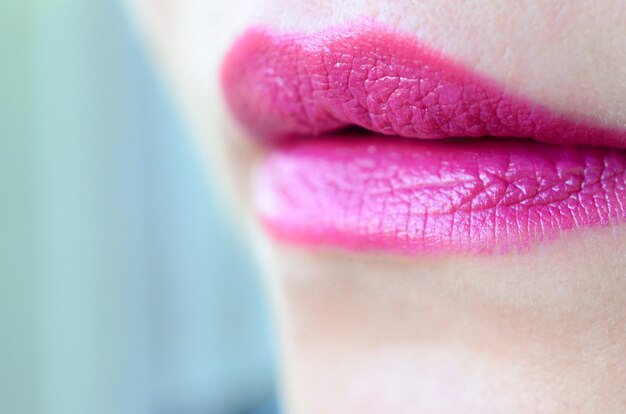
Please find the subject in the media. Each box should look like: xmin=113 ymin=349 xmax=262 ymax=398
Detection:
xmin=221 ymin=21 xmax=626 ymax=254
xmin=257 ymin=137 xmax=625 ymax=254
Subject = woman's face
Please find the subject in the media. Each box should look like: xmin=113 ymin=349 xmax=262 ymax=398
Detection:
xmin=128 ymin=1 xmax=626 ymax=412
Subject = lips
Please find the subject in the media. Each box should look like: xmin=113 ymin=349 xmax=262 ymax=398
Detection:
xmin=221 ymin=21 xmax=626 ymax=254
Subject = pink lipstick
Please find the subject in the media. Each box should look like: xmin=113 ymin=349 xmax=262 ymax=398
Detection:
xmin=221 ymin=21 xmax=626 ymax=254
xmin=257 ymin=137 xmax=625 ymax=254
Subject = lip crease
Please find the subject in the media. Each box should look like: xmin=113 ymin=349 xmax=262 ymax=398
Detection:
xmin=220 ymin=20 xmax=626 ymax=255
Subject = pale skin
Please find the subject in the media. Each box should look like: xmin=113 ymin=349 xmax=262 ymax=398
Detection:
xmin=127 ymin=1 xmax=626 ymax=412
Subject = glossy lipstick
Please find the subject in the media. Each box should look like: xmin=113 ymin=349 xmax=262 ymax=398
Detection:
xmin=221 ymin=21 xmax=626 ymax=254
xmin=257 ymin=137 xmax=625 ymax=254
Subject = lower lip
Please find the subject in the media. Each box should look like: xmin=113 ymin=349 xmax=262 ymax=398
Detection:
xmin=256 ymin=136 xmax=626 ymax=255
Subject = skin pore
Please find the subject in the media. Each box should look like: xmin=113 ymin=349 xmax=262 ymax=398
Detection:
xmin=127 ymin=1 xmax=626 ymax=412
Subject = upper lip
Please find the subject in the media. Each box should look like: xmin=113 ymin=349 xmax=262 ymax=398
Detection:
xmin=221 ymin=22 xmax=626 ymax=149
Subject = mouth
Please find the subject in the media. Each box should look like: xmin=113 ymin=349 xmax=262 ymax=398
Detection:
xmin=220 ymin=20 xmax=626 ymax=255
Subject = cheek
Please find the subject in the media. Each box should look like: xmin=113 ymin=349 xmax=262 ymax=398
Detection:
xmin=128 ymin=0 xmax=180 ymax=43
xmin=129 ymin=0 xmax=252 ymax=62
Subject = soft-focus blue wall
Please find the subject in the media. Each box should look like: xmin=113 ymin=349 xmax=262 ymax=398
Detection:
xmin=1 ymin=1 xmax=275 ymax=413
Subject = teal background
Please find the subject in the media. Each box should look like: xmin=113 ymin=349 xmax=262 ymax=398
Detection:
xmin=1 ymin=1 xmax=275 ymax=413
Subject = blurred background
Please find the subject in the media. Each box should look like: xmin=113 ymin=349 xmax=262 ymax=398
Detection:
xmin=1 ymin=1 xmax=276 ymax=413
